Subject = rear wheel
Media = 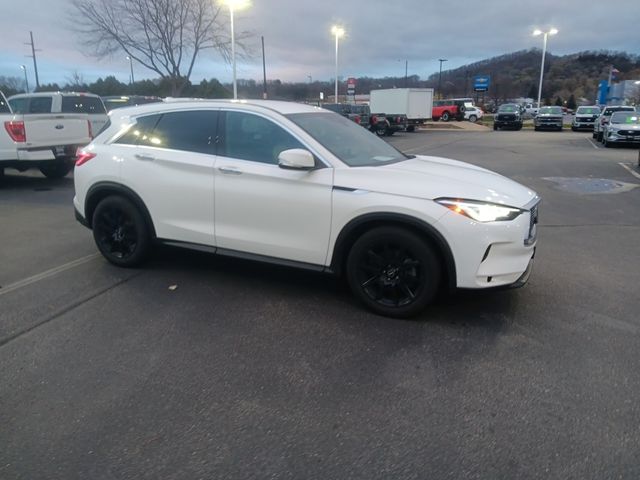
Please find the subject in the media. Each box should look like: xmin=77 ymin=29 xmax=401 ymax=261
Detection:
xmin=374 ymin=127 xmax=386 ymax=137
xmin=597 ymin=132 xmax=603 ymax=142
xmin=92 ymin=196 xmax=151 ymax=267
xmin=493 ymin=124 xmax=498 ymax=131
xmin=406 ymin=125 xmax=415 ymax=132
xmin=346 ymin=227 xmax=441 ymax=318
xmin=441 ymin=111 xmax=450 ymax=122
xmin=39 ymin=159 xmax=73 ymax=179
xmin=468 ymin=115 xmax=477 ymax=123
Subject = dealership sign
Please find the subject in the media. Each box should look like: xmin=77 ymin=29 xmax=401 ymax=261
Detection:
xmin=473 ymin=75 xmax=490 ymax=92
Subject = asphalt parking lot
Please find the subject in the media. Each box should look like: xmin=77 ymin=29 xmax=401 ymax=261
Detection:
xmin=1 ymin=129 xmax=640 ymax=479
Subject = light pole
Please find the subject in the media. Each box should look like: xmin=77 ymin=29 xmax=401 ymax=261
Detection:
xmin=331 ymin=25 xmax=344 ymax=103
xmin=533 ymin=28 xmax=558 ymax=108
xmin=126 ymin=56 xmax=134 ymax=85
xmin=223 ymin=0 xmax=250 ymax=100
xmin=438 ymin=58 xmax=447 ymax=99
xmin=20 ymin=65 xmax=29 ymax=92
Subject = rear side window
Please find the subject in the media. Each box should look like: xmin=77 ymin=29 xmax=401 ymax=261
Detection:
xmin=114 ymin=114 xmax=162 ymax=145
xmin=62 ymin=96 xmax=107 ymax=114
xmin=29 ymin=97 xmax=53 ymax=113
xmin=140 ymin=110 xmax=218 ymax=154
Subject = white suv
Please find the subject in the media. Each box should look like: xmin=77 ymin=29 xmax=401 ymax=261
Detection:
xmin=74 ymin=100 xmax=539 ymax=317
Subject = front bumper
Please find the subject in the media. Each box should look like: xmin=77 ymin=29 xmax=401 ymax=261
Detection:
xmin=436 ymin=197 xmax=540 ymax=289
xmin=535 ymin=120 xmax=563 ymax=129
xmin=495 ymin=120 xmax=522 ymax=128
xmin=606 ymin=131 xmax=640 ymax=144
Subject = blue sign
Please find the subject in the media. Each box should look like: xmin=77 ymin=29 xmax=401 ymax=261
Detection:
xmin=473 ymin=75 xmax=490 ymax=92
xmin=597 ymin=80 xmax=608 ymax=105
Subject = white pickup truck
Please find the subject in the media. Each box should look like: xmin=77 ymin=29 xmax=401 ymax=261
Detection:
xmin=0 ymin=91 xmax=92 ymax=179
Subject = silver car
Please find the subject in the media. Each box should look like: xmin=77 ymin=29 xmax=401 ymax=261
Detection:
xmin=602 ymin=111 xmax=640 ymax=147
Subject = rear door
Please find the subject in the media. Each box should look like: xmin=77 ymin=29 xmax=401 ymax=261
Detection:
xmin=119 ymin=109 xmax=218 ymax=246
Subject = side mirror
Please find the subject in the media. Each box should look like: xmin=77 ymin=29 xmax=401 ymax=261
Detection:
xmin=278 ymin=148 xmax=315 ymax=170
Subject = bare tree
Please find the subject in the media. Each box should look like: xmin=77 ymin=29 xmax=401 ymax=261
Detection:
xmin=65 ymin=70 xmax=87 ymax=90
xmin=71 ymin=0 xmax=249 ymax=96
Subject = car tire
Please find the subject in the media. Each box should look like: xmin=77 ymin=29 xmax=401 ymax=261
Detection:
xmin=493 ymin=124 xmax=498 ymax=131
xmin=592 ymin=131 xmax=597 ymax=139
xmin=558 ymin=126 xmax=563 ymax=131
xmin=597 ymin=132 xmax=603 ymax=142
xmin=39 ymin=159 xmax=73 ymax=179
xmin=92 ymin=195 xmax=151 ymax=267
xmin=375 ymin=128 xmax=386 ymax=137
xmin=346 ymin=226 xmax=441 ymax=318
xmin=534 ymin=126 xmax=539 ymax=131
xmin=468 ymin=115 xmax=477 ymax=123
xmin=386 ymin=129 xmax=394 ymax=136
xmin=441 ymin=111 xmax=450 ymax=122
xmin=406 ymin=125 xmax=415 ymax=132
xmin=571 ymin=126 xmax=577 ymax=131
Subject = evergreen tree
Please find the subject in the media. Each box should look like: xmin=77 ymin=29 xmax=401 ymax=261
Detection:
xmin=555 ymin=96 xmax=563 ymax=106
xmin=567 ymin=94 xmax=577 ymax=110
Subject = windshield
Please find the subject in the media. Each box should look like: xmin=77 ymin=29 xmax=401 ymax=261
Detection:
xmin=287 ymin=111 xmax=410 ymax=167
xmin=498 ymin=104 xmax=518 ymax=112
xmin=604 ymin=107 xmax=635 ymax=116
xmin=576 ymin=107 xmax=600 ymax=115
xmin=610 ymin=112 xmax=640 ymax=124
xmin=539 ymin=107 xmax=563 ymax=115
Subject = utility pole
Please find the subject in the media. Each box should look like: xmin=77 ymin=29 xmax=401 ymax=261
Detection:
xmin=25 ymin=31 xmax=41 ymax=90
xmin=438 ymin=58 xmax=447 ymax=99
xmin=405 ymin=60 xmax=408 ymax=87
xmin=261 ymin=36 xmax=267 ymax=99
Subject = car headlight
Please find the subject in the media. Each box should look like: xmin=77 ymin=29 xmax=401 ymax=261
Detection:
xmin=435 ymin=198 xmax=524 ymax=222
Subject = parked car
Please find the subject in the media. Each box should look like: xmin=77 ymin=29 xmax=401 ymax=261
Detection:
xmin=571 ymin=106 xmax=601 ymax=131
xmin=369 ymin=88 xmax=433 ymax=132
xmin=102 ymin=95 xmax=162 ymax=112
xmin=593 ymin=105 xmax=636 ymax=142
xmin=523 ymin=103 xmax=539 ymax=117
xmin=322 ymin=103 xmax=371 ymax=130
xmin=8 ymin=91 xmax=108 ymax=135
xmin=494 ymin=104 xmax=523 ymax=130
xmin=602 ymin=111 xmax=640 ymax=147
xmin=73 ymin=100 xmax=539 ymax=318
xmin=464 ymin=106 xmax=484 ymax=122
xmin=1 ymin=90 xmax=92 ymax=179
xmin=534 ymin=106 xmax=564 ymax=131
xmin=432 ymin=99 xmax=466 ymax=122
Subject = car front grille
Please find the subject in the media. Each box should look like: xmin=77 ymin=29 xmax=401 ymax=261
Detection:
xmin=497 ymin=114 xmax=516 ymax=121
xmin=577 ymin=117 xmax=596 ymax=123
xmin=538 ymin=118 xmax=561 ymax=123
xmin=617 ymin=130 xmax=640 ymax=136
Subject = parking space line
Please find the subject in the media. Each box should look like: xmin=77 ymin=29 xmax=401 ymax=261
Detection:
xmin=586 ymin=138 xmax=599 ymax=149
xmin=619 ymin=162 xmax=640 ymax=180
xmin=0 ymin=253 xmax=101 ymax=297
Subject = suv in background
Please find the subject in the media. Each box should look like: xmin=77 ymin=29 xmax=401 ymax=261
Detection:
xmin=494 ymin=104 xmax=523 ymax=130
xmin=593 ymin=105 xmax=636 ymax=142
xmin=572 ymin=106 xmax=601 ymax=131
xmin=602 ymin=111 xmax=640 ymax=147
xmin=9 ymin=92 xmax=108 ymax=135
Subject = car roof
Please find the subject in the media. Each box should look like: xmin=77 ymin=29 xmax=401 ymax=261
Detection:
xmin=107 ymin=99 xmax=325 ymax=119
xmin=8 ymin=91 xmax=101 ymax=99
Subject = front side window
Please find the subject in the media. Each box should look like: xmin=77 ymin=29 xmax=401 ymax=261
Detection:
xmin=29 ymin=97 xmax=53 ymax=113
xmin=287 ymin=111 xmax=409 ymax=167
xmin=221 ymin=111 xmax=304 ymax=165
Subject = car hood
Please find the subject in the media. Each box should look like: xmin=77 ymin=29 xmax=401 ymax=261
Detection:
xmin=333 ymin=155 xmax=537 ymax=208
xmin=536 ymin=113 xmax=563 ymax=118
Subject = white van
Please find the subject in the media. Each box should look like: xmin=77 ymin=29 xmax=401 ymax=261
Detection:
xmin=8 ymin=92 xmax=108 ymax=135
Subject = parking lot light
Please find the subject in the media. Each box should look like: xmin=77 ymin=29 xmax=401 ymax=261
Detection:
xmin=222 ymin=0 xmax=250 ymax=100
xmin=331 ymin=25 xmax=345 ymax=103
xmin=20 ymin=64 xmax=29 ymax=92
xmin=533 ymin=28 xmax=558 ymax=109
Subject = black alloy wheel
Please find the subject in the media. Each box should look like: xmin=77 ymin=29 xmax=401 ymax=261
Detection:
xmin=92 ymin=196 xmax=150 ymax=267
xmin=346 ymin=227 xmax=441 ymax=318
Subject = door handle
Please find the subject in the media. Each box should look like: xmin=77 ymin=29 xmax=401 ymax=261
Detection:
xmin=218 ymin=166 xmax=242 ymax=175
xmin=134 ymin=153 xmax=156 ymax=161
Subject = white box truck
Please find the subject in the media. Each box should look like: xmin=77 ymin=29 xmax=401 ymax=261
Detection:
xmin=369 ymin=88 xmax=434 ymax=132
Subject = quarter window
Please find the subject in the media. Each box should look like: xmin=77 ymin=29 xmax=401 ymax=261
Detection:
xmin=8 ymin=98 xmax=27 ymax=113
xmin=221 ymin=111 xmax=304 ymax=165
xmin=115 ymin=114 xmax=162 ymax=146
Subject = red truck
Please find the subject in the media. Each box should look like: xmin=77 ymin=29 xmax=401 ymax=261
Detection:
xmin=432 ymin=99 xmax=467 ymax=122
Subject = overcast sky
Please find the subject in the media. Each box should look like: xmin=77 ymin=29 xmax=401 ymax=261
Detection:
xmin=1 ymin=0 xmax=639 ymax=86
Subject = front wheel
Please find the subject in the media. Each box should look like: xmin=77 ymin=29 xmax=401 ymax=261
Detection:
xmin=92 ymin=196 xmax=151 ymax=267
xmin=441 ymin=111 xmax=450 ymax=122
xmin=493 ymin=124 xmax=498 ymax=131
xmin=39 ymin=160 xmax=73 ymax=179
xmin=597 ymin=132 xmax=603 ymax=142
xmin=406 ymin=125 xmax=415 ymax=132
xmin=468 ymin=115 xmax=477 ymax=123
xmin=374 ymin=127 xmax=386 ymax=137
xmin=346 ymin=227 xmax=441 ymax=318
